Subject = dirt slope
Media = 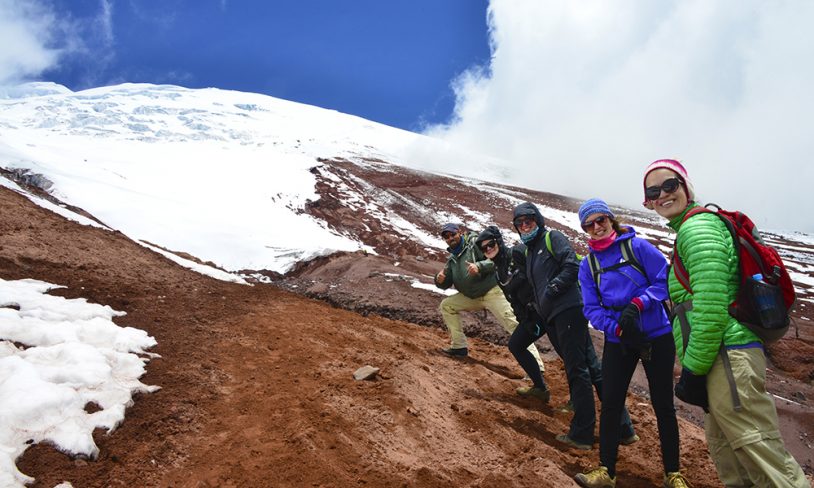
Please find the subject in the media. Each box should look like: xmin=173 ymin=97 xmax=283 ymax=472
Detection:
xmin=0 ymin=185 xmax=810 ymax=487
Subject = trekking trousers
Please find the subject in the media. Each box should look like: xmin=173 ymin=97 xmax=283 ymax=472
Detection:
xmin=546 ymin=306 xmax=634 ymax=446
xmin=704 ymin=346 xmax=807 ymax=487
xmin=440 ymin=286 xmax=544 ymax=370
xmin=600 ymin=333 xmax=679 ymax=478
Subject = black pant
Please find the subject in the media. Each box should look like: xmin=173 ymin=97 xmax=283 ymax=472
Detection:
xmin=508 ymin=321 xmax=546 ymax=389
xmin=547 ymin=307 xmax=634 ymax=445
xmin=600 ymin=332 xmax=679 ymax=477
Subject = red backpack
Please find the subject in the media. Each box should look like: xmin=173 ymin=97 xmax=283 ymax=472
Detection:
xmin=672 ymin=204 xmax=796 ymax=343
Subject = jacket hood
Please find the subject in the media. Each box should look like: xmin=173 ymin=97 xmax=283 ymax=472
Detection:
xmin=475 ymin=225 xmax=506 ymax=249
xmin=512 ymin=202 xmax=546 ymax=230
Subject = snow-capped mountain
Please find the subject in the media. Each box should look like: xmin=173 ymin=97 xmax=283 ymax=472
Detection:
xmin=0 ymin=82 xmax=483 ymax=275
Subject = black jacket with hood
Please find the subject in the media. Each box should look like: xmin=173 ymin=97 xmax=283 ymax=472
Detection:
xmin=475 ymin=226 xmax=542 ymax=331
xmin=513 ymin=202 xmax=583 ymax=322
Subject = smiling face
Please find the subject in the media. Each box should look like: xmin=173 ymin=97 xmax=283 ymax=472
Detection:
xmin=645 ymin=168 xmax=689 ymax=220
xmin=513 ymin=215 xmax=538 ymax=235
xmin=442 ymin=231 xmax=462 ymax=248
xmin=582 ymin=213 xmax=612 ymax=240
xmin=480 ymin=239 xmax=499 ymax=259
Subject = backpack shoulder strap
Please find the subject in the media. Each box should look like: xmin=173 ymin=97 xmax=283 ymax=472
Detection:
xmin=620 ymin=238 xmax=646 ymax=280
xmin=587 ymin=252 xmax=605 ymax=307
xmin=545 ymin=231 xmax=553 ymax=255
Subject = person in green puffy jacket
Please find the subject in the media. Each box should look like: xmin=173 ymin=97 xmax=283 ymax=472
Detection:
xmin=643 ymin=159 xmax=806 ymax=487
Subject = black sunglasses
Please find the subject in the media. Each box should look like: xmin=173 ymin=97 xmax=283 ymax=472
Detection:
xmin=479 ymin=240 xmax=497 ymax=252
xmin=581 ymin=215 xmax=609 ymax=231
xmin=645 ymin=177 xmax=683 ymax=201
xmin=513 ymin=216 xmax=536 ymax=228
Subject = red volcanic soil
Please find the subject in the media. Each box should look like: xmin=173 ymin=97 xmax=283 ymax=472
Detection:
xmin=2 ymin=182 xmax=813 ymax=487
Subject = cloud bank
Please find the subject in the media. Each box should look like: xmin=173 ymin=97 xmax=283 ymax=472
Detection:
xmin=0 ymin=0 xmax=60 ymax=84
xmin=0 ymin=0 xmax=115 ymax=89
xmin=425 ymin=0 xmax=814 ymax=232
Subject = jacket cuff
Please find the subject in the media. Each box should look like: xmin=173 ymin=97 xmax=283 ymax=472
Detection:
xmin=630 ymin=297 xmax=644 ymax=311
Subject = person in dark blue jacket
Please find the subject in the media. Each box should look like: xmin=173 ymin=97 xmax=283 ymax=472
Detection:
xmin=573 ymin=198 xmax=686 ymax=488
xmin=512 ymin=202 xmax=636 ymax=452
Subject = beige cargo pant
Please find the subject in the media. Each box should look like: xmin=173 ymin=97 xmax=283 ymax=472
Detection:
xmin=705 ymin=347 xmax=807 ymax=487
xmin=440 ymin=285 xmax=544 ymax=371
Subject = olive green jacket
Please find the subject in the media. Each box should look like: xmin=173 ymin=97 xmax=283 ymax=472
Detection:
xmin=669 ymin=204 xmax=760 ymax=375
xmin=436 ymin=231 xmax=497 ymax=299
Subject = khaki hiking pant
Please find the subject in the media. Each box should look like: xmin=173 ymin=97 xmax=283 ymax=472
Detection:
xmin=440 ymin=286 xmax=544 ymax=371
xmin=705 ymin=347 xmax=807 ymax=487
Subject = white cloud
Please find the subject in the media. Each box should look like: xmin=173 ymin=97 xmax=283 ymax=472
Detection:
xmin=0 ymin=0 xmax=115 ymax=88
xmin=98 ymin=0 xmax=114 ymax=45
xmin=0 ymin=0 xmax=60 ymax=84
xmin=425 ymin=0 xmax=814 ymax=232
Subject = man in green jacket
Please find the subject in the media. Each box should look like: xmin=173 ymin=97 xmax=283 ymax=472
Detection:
xmin=435 ymin=223 xmax=545 ymax=372
xmin=643 ymin=159 xmax=806 ymax=487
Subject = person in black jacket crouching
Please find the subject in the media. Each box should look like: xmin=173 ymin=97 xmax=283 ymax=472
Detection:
xmin=476 ymin=225 xmax=549 ymax=402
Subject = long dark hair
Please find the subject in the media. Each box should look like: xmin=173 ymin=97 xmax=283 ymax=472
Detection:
xmin=608 ymin=216 xmax=629 ymax=235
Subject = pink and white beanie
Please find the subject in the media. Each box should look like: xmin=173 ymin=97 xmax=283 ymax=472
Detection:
xmin=642 ymin=159 xmax=695 ymax=209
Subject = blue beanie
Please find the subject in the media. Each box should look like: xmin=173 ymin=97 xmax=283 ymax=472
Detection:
xmin=578 ymin=198 xmax=614 ymax=226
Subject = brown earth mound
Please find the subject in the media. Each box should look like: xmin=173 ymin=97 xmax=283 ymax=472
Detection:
xmin=1 ymin=185 xmax=812 ymax=487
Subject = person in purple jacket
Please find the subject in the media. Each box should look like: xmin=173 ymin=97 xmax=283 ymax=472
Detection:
xmin=573 ymin=199 xmax=687 ymax=488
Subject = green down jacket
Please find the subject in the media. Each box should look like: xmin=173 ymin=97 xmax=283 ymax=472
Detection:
xmin=668 ymin=203 xmax=760 ymax=375
xmin=436 ymin=231 xmax=497 ymax=299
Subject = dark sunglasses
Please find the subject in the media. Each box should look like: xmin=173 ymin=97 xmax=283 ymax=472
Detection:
xmin=441 ymin=232 xmax=457 ymax=240
xmin=479 ymin=240 xmax=497 ymax=252
xmin=581 ymin=215 xmax=609 ymax=231
xmin=645 ymin=177 xmax=683 ymax=201
xmin=513 ymin=216 xmax=536 ymax=228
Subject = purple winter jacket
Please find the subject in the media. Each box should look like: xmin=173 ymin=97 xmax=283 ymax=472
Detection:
xmin=578 ymin=227 xmax=672 ymax=343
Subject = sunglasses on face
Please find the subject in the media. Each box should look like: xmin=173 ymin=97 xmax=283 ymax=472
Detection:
xmin=581 ymin=215 xmax=609 ymax=231
xmin=513 ymin=216 xmax=536 ymax=229
xmin=441 ymin=232 xmax=457 ymax=240
xmin=479 ymin=240 xmax=497 ymax=252
xmin=645 ymin=177 xmax=683 ymax=201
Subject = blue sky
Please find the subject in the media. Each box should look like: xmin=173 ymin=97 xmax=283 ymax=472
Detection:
xmin=34 ymin=0 xmax=490 ymax=132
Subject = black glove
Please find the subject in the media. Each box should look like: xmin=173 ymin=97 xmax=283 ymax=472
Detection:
xmin=674 ymin=368 xmax=709 ymax=412
xmin=618 ymin=304 xmax=644 ymax=345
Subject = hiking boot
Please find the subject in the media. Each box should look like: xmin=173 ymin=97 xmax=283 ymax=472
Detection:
xmin=664 ymin=471 xmax=691 ymax=488
xmin=440 ymin=347 xmax=468 ymax=357
xmin=574 ymin=466 xmax=616 ymax=487
xmin=516 ymin=385 xmax=551 ymax=402
xmin=556 ymin=400 xmax=575 ymax=413
xmin=556 ymin=434 xmax=592 ymax=451
xmin=620 ymin=433 xmax=640 ymax=446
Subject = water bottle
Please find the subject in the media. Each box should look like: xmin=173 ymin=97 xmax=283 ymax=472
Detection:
xmin=750 ymin=273 xmax=784 ymax=328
